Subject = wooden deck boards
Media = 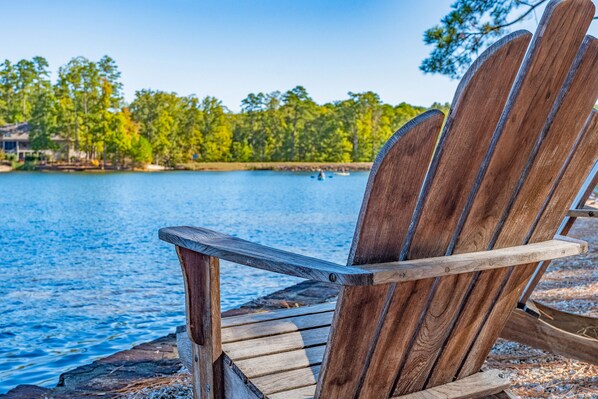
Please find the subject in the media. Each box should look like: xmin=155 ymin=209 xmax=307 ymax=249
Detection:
xmin=221 ymin=305 xmax=514 ymax=398
xmin=222 ymin=305 xmax=331 ymax=397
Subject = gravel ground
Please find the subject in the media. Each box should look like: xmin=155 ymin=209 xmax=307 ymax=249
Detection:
xmin=487 ymin=201 xmax=598 ymax=399
xmin=117 ymin=372 xmax=192 ymax=399
xmin=121 ymin=204 xmax=598 ymax=399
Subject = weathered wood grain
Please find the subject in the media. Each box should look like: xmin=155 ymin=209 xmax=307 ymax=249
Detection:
xmin=223 ymin=326 xmax=330 ymax=360
xmin=458 ymin=67 xmax=598 ymax=379
xmin=406 ymin=29 xmax=532 ymax=260
xmin=534 ymin=300 xmax=598 ymax=334
xmin=315 ymin=110 xmax=444 ymax=399
xmin=222 ymin=311 xmax=333 ymax=344
xmin=347 ymin=109 xmax=446 ymax=266
xmin=218 ymin=303 xmax=519 ymax=398
xmin=223 ymin=363 xmax=260 ymax=399
xmin=235 ymin=344 xmax=326 ymax=378
xmin=379 ymin=31 xmax=532 ymax=396
xmin=177 ymin=247 xmax=223 ymax=399
xmin=494 ymin=36 xmax=598 ymax=247
xmin=394 ymin=371 xmax=509 ymax=399
xmin=252 ymin=365 xmax=320 ymax=395
xmin=429 ymin=1 xmax=596 ymax=384
xmin=500 ymin=306 xmax=598 ymax=365
xmin=269 ymin=385 xmax=317 ymax=399
xmin=362 ymin=237 xmax=587 ymax=285
xmin=460 ymin=108 xmax=598 ymax=377
xmin=161 ymin=226 xmax=372 ymax=286
xmin=494 ymin=391 xmax=519 ymax=399
xmin=167 ymin=229 xmax=586 ymax=298
xmin=257 ymin=371 xmax=511 ymax=399
xmin=453 ymin=0 xmax=594 ymax=253
xmin=221 ymin=302 xmax=335 ymax=329
xmin=567 ymin=207 xmax=598 ymax=217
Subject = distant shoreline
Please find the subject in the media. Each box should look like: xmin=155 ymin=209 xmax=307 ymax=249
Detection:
xmin=176 ymin=162 xmax=372 ymax=172
xmin=0 ymin=162 xmax=373 ymax=173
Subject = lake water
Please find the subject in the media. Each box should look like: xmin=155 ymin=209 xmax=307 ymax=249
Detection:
xmin=0 ymin=171 xmax=368 ymax=392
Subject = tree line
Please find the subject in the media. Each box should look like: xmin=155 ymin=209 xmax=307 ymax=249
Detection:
xmin=0 ymin=56 xmax=449 ymax=166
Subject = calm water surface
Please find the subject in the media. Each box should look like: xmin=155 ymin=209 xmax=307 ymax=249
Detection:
xmin=0 ymin=171 xmax=368 ymax=392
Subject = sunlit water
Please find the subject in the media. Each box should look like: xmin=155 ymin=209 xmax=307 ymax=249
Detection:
xmin=0 ymin=171 xmax=368 ymax=392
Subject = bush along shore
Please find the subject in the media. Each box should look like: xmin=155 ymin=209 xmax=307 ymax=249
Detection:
xmin=0 ymin=161 xmax=373 ymax=173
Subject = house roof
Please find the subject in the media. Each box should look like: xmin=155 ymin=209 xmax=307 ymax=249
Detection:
xmin=0 ymin=122 xmax=30 ymax=142
xmin=0 ymin=122 xmax=69 ymax=142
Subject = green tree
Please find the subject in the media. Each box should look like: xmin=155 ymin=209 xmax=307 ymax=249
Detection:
xmin=240 ymin=92 xmax=265 ymax=161
xmin=421 ymin=0 xmax=596 ymax=78
xmin=178 ymin=96 xmax=204 ymax=161
xmin=29 ymin=82 xmax=58 ymax=153
xmin=281 ymin=86 xmax=315 ymax=161
xmin=0 ymin=57 xmax=51 ymax=124
xmin=1 ymin=53 xmax=452 ymax=166
xmin=0 ymin=60 xmax=17 ymax=123
xmin=55 ymin=57 xmax=96 ymax=158
xmin=54 ymin=56 xmax=123 ymax=163
xmin=130 ymin=135 xmax=153 ymax=166
xmin=200 ymin=96 xmax=232 ymax=162
xmin=230 ymin=113 xmax=253 ymax=162
xmin=261 ymin=92 xmax=285 ymax=161
xmin=130 ymin=89 xmax=184 ymax=165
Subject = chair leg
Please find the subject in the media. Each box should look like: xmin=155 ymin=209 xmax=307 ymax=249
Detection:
xmin=501 ymin=303 xmax=598 ymax=365
xmin=177 ymin=246 xmax=223 ymax=399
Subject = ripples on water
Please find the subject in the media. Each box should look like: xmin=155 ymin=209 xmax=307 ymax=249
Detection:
xmin=0 ymin=171 xmax=368 ymax=392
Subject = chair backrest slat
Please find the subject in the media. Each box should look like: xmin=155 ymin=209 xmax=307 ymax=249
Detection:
xmin=314 ymin=111 xmax=443 ymax=399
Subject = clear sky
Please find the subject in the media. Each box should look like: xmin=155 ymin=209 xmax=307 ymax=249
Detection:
xmin=2 ymin=1 xmax=597 ymax=111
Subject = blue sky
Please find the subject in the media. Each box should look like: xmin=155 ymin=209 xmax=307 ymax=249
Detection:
xmin=3 ymin=1 xmax=597 ymax=111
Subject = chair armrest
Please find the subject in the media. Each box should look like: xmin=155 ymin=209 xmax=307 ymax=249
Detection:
xmin=160 ymin=226 xmax=587 ymax=286
xmin=360 ymin=235 xmax=587 ymax=285
xmin=159 ymin=226 xmax=371 ymax=285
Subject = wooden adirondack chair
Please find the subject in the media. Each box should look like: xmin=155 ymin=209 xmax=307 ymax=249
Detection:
xmin=501 ymin=162 xmax=598 ymax=365
xmin=159 ymin=1 xmax=598 ymax=397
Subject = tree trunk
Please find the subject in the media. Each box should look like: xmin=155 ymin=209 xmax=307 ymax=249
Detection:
xmin=291 ymin=109 xmax=298 ymax=161
xmin=352 ymin=125 xmax=358 ymax=161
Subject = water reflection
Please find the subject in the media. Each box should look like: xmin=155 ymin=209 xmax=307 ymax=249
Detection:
xmin=0 ymin=171 xmax=367 ymax=392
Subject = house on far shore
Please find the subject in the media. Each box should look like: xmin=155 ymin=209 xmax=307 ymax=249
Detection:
xmin=0 ymin=122 xmax=72 ymax=161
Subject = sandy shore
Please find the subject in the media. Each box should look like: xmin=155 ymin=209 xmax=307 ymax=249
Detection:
xmin=177 ymin=162 xmax=372 ymax=172
xmin=11 ymin=162 xmax=373 ymax=173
